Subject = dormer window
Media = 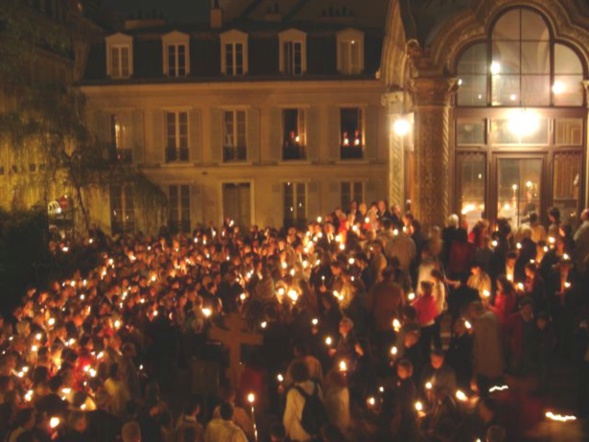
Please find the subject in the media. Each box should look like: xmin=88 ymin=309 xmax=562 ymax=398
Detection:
xmin=220 ymin=30 xmax=248 ymax=76
xmin=337 ymin=29 xmax=364 ymax=74
xmin=162 ymin=31 xmax=190 ymax=77
xmin=279 ymin=29 xmax=307 ymax=75
xmin=106 ymin=33 xmax=133 ymax=79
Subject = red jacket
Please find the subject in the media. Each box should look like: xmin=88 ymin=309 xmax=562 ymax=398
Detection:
xmin=412 ymin=295 xmax=438 ymax=327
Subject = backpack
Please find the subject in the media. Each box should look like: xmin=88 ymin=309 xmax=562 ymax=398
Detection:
xmin=294 ymin=382 xmax=328 ymax=436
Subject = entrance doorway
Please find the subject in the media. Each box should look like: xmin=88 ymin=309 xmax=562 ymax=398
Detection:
xmin=222 ymin=183 xmax=251 ymax=229
xmin=496 ymin=157 xmax=543 ymax=230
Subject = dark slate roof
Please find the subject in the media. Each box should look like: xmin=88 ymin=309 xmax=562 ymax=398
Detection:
xmin=400 ymin=0 xmax=474 ymax=46
xmin=80 ymin=27 xmax=383 ymax=85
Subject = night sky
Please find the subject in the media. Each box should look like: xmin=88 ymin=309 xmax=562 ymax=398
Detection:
xmin=101 ymin=0 xmax=210 ymax=23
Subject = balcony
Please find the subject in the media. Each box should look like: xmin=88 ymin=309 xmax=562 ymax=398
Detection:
xmin=223 ymin=146 xmax=247 ymax=162
xmin=165 ymin=147 xmax=189 ymax=163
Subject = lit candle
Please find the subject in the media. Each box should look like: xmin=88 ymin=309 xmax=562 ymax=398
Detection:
xmin=408 ymin=292 xmax=416 ymax=301
xmin=311 ymin=318 xmax=319 ymax=326
xmin=390 ymin=346 xmax=398 ymax=356
xmin=425 ymin=381 xmax=432 ymax=390
xmin=367 ymin=396 xmax=376 ymax=407
xmin=415 ymin=401 xmax=423 ymax=412
xmin=338 ymin=360 xmax=348 ymax=372
xmin=49 ymin=417 xmax=60 ymax=429
xmin=482 ymin=290 xmax=491 ymax=298
xmin=545 ymin=411 xmax=577 ymax=422
xmin=260 ymin=321 xmax=267 ymax=329
xmin=202 ymin=308 xmax=212 ymax=318
xmin=277 ymin=374 xmax=284 ymax=383
xmin=392 ymin=318 xmax=401 ymax=332
xmin=325 ymin=336 xmax=333 ymax=346
xmin=455 ymin=390 xmax=468 ymax=402
xmin=464 ymin=321 xmax=472 ymax=330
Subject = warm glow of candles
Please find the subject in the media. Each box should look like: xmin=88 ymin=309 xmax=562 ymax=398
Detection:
xmin=408 ymin=292 xmax=415 ymax=301
xmin=202 ymin=308 xmax=212 ymax=318
xmin=489 ymin=385 xmax=509 ymax=393
xmin=425 ymin=381 xmax=432 ymax=390
xmin=415 ymin=401 xmax=423 ymax=412
xmin=277 ymin=374 xmax=284 ymax=383
xmin=312 ymin=318 xmax=318 ymax=326
xmin=247 ymin=393 xmax=255 ymax=404
xmin=393 ymin=318 xmax=401 ymax=332
xmin=338 ymin=360 xmax=348 ymax=372
xmin=455 ymin=390 xmax=468 ymax=402
xmin=390 ymin=346 xmax=398 ymax=356
xmin=482 ymin=290 xmax=491 ymax=298
xmin=367 ymin=396 xmax=376 ymax=407
xmin=49 ymin=417 xmax=60 ymax=429
xmin=545 ymin=411 xmax=577 ymax=422
xmin=325 ymin=336 xmax=333 ymax=346
xmin=260 ymin=321 xmax=267 ymax=329
xmin=464 ymin=321 xmax=472 ymax=330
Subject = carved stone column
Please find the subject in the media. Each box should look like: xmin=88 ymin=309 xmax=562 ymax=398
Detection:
xmin=410 ymin=76 xmax=456 ymax=229
xmin=382 ymin=91 xmax=406 ymax=208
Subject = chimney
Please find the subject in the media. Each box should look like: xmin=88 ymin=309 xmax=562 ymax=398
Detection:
xmin=210 ymin=0 xmax=223 ymax=29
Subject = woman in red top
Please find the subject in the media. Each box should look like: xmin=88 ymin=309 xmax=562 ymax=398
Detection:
xmin=489 ymin=275 xmax=517 ymax=327
xmin=412 ymin=281 xmax=438 ymax=358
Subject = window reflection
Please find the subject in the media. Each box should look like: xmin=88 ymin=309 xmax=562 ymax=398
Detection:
xmin=497 ymin=158 xmax=541 ymax=229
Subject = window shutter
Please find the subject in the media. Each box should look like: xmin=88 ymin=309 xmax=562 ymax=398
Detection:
xmin=306 ymin=107 xmax=320 ymax=162
xmin=267 ymin=109 xmax=282 ymax=163
xmin=190 ymin=183 xmax=203 ymax=228
xmin=328 ymin=107 xmax=341 ymax=161
xmin=364 ymin=105 xmax=379 ymax=161
xmin=298 ymin=109 xmax=307 ymax=149
xmin=307 ymin=182 xmax=320 ymax=219
xmin=152 ymin=110 xmax=165 ymax=164
xmin=189 ymin=109 xmax=202 ymax=163
xmin=247 ymin=107 xmax=260 ymax=163
xmin=131 ymin=110 xmax=144 ymax=164
xmin=210 ymin=109 xmax=223 ymax=164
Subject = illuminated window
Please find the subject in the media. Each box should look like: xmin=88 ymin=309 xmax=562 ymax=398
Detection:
xmin=284 ymin=182 xmax=307 ymax=227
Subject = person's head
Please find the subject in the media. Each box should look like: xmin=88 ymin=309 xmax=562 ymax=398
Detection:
xmin=184 ymin=395 xmax=202 ymax=417
xmin=121 ymin=421 xmax=141 ymax=442
xmin=470 ymin=263 xmax=482 ymax=276
xmin=404 ymin=329 xmax=420 ymax=348
xmin=430 ymin=268 xmax=443 ymax=283
xmin=528 ymin=212 xmax=539 ymax=225
xmin=447 ymin=214 xmax=459 ymax=228
xmin=496 ymin=275 xmax=514 ymax=295
xmin=219 ymin=402 xmax=234 ymax=421
xmin=548 ymin=206 xmax=561 ymax=223
xmin=581 ymin=208 xmax=589 ymax=222
xmin=505 ymin=251 xmax=517 ymax=267
xmin=520 ymin=298 xmax=534 ymax=320
xmin=468 ymin=301 xmax=485 ymax=319
xmin=536 ymin=312 xmax=550 ymax=330
xmin=486 ymin=425 xmax=506 ymax=442
xmin=524 ymin=262 xmax=538 ymax=280
xmin=430 ymin=349 xmax=445 ymax=370
xmin=290 ymin=360 xmax=310 ymax=384
xmin=397 ymin=359 xmax=413 ymax=380
xmin=68 ymin=410 xmax=87 ymax=433
xmin=339 ymin=317 xmax=353 ymax=336
xmin=419 ymin=281 xmax=432 ymax=297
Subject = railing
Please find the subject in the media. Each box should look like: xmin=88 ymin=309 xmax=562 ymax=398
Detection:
xmin=340 ymin=146 xmax=364 ymax=160
xmin=283 ymin=145 xmax=307 ymax=161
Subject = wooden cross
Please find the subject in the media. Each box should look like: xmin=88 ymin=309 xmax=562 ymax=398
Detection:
xmin=208 ymin=313 xmax=263 ymax=387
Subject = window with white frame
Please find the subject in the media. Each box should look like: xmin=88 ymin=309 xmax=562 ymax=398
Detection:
xmin=340 ymin=108 xmax=364 ymax=159
xmin=337 ymin=29 xmax=364 ymax=74
xmin=223 ymin=110 xmax=247 ymax=162
xmin=110 ymin=185 xmax=135 ymax=234
xmin=279 ymin=29 xmax=306 ymax=75
xmin=168 ymin=185 xmax=191 ymax=233
xmin=106 ymin=33 xmax=133 ymax=79
xmin=341 ymin=182 xmax=364 ymax=209
xmin=162 ymin=31 xmax=190 ymax=77
xmin=165 ymin=111 xmax=189 ymax=162
xmin=282 ymin=109 xmax=306 ymax=160
xmin=220 ymin=30 xmax=248 ymax=75
xmin=110 ymin=114 xmax=132 ymax=163
xmin=284 ymin=182 xmax=307 ymax=227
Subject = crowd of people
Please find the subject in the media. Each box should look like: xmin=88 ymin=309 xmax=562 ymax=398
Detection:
xmin=0 ymin=199 xmax=588 ymax=442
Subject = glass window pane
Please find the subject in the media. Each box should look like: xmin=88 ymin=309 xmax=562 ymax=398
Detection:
xmin=521 ymin=42 xmax=549 ymax=73
xmin=497 ymin=158 xmax=542 ymax=230
xmin=492 ymin=74 xmax=520 ymax=106
xmin=457 ymin=120 xmax=486 ymax=145
xmin=521 ymin=9 xmax=549 ymax=40
xmin=554 ymin=152 xmax=582 ymax=200
xmin=457 ymin=75 xmax=487 ymax=106
xmin=457 ymin=153 xmax=486 ymax=230
xmin=521 ymin=75 xmax=550 ymax=106
xmin=491 ymin=115 xmax=549 ymax=145
xmin=553 ymin=75 xmax=584 ymax=106
xmin=493 ymin=9 xmax=520 ymax=40
xmin=555 ymin=44 xmax=583 ymax=74
xmin=457 ymin=43 xmax=488 ymax=74
xmin=492 ymin=41 xmax=520 ymax=74
xmin=555 ymin=118 xmax=583 ymax=145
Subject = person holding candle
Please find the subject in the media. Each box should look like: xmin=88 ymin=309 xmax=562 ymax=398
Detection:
xmin=323 ymin=369 xmax=350 ymax=435
xmin=411 ymin=281 xmax=438 ymax=359
xmin=390 ymin=359 xmax=418 ymax=440
xmin=488 ymin=276 xmax=517 ymax=327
